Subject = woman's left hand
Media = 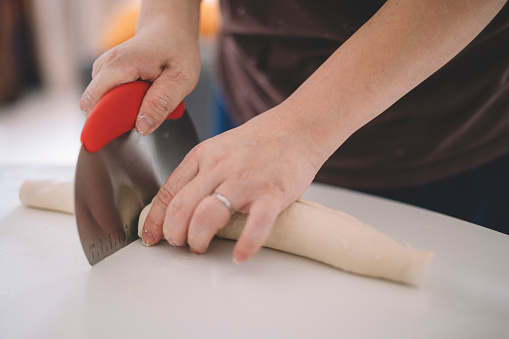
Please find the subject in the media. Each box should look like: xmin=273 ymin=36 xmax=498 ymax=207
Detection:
xmin=140 ymin=105 xmax=325 ymax=262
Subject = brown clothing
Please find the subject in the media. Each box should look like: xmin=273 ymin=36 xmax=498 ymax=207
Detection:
xmin=217 ymin=0 xmax=509 ymax=189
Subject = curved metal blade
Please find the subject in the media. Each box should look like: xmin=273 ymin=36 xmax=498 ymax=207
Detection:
xmin=75 ymin=112 xmax=198 ymax=265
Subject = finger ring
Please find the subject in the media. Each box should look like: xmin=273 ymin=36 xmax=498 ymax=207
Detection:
xmin=211 ymin=192 xmax=235 ymax=215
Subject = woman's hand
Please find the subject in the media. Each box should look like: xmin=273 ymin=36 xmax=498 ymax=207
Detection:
xmin=80 ymin=3 xmax=201 ymax=136
xmin=141 ymin=106 xmax=326 ymax=262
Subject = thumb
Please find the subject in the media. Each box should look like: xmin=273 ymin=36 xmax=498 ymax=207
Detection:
xmin=135 ymin=68 xmax=193 ymax=136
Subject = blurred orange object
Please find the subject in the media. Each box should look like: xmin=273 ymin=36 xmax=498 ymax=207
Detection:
xmin=102 ymin=0 xmax=221 ymax=51
xmin=101 ymin=2 xmax=140 ymax=51
xmin=200 ymin=0 xmax=221 ymax=39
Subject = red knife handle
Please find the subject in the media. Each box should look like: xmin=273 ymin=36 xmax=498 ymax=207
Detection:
xmin=80 ymin=81 xmax=185 ymax=153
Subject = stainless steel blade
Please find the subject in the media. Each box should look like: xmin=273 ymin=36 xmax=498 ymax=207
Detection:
xmin=75 ymin=112 xmax=198 ymax=265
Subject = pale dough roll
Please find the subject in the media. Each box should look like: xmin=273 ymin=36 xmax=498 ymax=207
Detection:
xmin=139 ymin=199 xmax=433 ymax=287
xmin=19 ymin=179 xmax=75 ymax=214
xmin=17 ymin=179 xmax=433 ymax=286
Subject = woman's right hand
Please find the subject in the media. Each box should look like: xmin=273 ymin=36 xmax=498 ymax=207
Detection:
xmin=80 ymin=5 xmax=201 ymax=136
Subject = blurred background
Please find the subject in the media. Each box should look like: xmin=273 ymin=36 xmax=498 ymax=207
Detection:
xmin=0 ymin=0 xmax=220 ymax=166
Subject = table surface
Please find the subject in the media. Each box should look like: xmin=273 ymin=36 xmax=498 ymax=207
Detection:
xmin=1 ymin=166 xmax=508 ymax=339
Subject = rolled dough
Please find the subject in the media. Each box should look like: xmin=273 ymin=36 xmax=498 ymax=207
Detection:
xmin=18 ymin=179 xmax=433 ymax=286
xmin=139 ymin=199 xmax=433 ymax=287
xmin=19 ymin=179 xmax=75 ymax=214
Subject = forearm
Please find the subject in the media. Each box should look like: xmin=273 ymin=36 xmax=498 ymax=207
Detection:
xmin=280 ymin=0 xmax=507 ymax=165
xmin=137 ymin=0 xmax=201 ymax=38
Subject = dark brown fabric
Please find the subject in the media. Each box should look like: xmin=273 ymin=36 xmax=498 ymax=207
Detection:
xmin=216 ymin=0 xmax=509 ymax=189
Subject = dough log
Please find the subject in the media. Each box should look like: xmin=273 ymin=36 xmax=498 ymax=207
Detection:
xmin=19 ymin=179 xmax=75 ymax=214
xmin=18 ymin=179 xmax=433 ymax=286
xmin=139 ymin=199 xmax=433 ymax=287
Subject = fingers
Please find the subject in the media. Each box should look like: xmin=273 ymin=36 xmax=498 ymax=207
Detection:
xmin=140 ymin=193 xmax=170 ymax=246
xmin=144 ymin=172 xmax=285 ymax=262
xmin=186 ymin=179 xmax=282 ymax=262
xmin=187 ymin=194 xmax=233 ymax=253
xmin=162 ymin=176 xmax=217 ymax=247
xmin=141 ymin=157 xmax=198 ymax=246
xmin=136 ymin=66 xmax=195 ymax=136
xmin=185 ymin=180 xmax=246 ymax=254
xmin=80 ymin=53 xmax=141 ymax=115
xmin=147 ymin=174 xmax=283 ymax=262
xmin=233 ymin=196 xmax=281 ymax=263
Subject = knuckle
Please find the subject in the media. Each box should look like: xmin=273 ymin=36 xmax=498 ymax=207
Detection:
xmin=79 ymin=96 xmax=90 ymax=111
xmin=196 ymin=139 xmax=211 ymax=152
xmin=178 ymin=147 xmax=201 ymax=170
xmin=80 ymin=88 xmax=96 ymax=112
xmin=163 ymin=63 xmax=200 ymax=94
xmin=266 ymin=180 xmax=287 ymax=198
xmin=167 ymin=198 xmax=186 ymax=217
xmin=236 ymin=170 xmax=251 ymax=183
xmin=156 ymin=184 xmax=175 ymax=206
xmin=91 ymin=59 xmax=102 ymax=77
xmin=193 ymin=202 xmax=212 ymax=227
xmin=103 ymin=47 xmax=122 ymax=65
xmin=144 ymin=92 xmax=176 ymax=120
xmin=206 ymin=154 xmax=225 ymax=171
xmin=166 ymin=62 xmax=186 ymax=79
xmin=145 ymin=212 xmax=162 ymax=229
xmin=188 ymin=142 xmax=208 ymax=161
xmin=93 ymin=47 xmax=125 ymax=76
xmin=189 ymin=144 xmax=202 ymax=158
xmin=200 ymin=147 xmax=227 ymax=170
xmin=92 ymin=51 xmax=111 ymax=71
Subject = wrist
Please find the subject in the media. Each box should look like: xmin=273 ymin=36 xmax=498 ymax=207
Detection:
xmin=275 ymin=98 xmax=350 ymax=167
xmin=137 ymin=0 xmax=200 ymax=39
xmin=254 ymin=103 xmax=333 ymax=174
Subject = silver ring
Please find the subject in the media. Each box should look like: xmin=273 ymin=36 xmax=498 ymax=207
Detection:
xmin=211 ymin=192 xmax=235 ymax=215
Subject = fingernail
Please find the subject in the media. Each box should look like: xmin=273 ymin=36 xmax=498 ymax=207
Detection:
xmin=189 ymin=246 xmax=201 ymax=254
xmin=233 ymin=253 xmax=246 ymax=264
xmin=142 ymin=231 xmax=155 ymax=246
xmin=163 ymin=230 xmax=173 ymax=245
xmin=166 ymin=236 xmax=184 ymax=247
xmin=137 ymin=115 xmax=156 ymax=135
xmin=168 ymin=240 xmax=181 ymax=247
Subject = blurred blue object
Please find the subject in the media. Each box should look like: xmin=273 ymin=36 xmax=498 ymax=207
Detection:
xmin=211 ymin=87 xmax=236 ymax=136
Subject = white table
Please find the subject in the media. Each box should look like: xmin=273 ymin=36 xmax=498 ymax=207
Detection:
xmin=1 ymin=166 xmax=508 ymax=339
